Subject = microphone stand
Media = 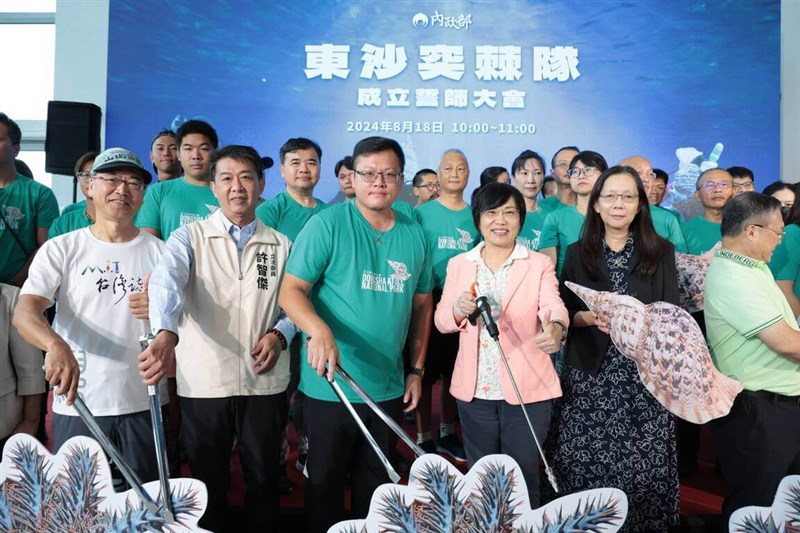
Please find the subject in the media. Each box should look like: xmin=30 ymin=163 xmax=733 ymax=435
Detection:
xmin=473 ymin=295 xmax=559 ymax=493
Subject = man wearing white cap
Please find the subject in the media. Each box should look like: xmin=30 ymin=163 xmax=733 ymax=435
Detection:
xmin=12 ymin=148 xmax=166 ymax=482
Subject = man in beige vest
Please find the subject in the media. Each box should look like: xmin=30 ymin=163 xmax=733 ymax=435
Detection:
xmin=141 ymin=145 xmax=294 ymax=532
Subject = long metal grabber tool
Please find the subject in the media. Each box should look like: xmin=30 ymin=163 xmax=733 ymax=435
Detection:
xmin=140 ymin=333 xmax=175 ymax=522
xmin=72 ymin=394 xmax=162 ymax=513
xmin=327 ymin=377 xmax=401 ymax=483
xmin=335 ymin=364 xmax=427 ymax=458
xmin=473 ymin=296 xmax=560 ymax=494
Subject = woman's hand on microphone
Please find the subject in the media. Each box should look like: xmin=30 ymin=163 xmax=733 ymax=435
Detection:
xmin=453 ymin=291 xmax=477 ymax=320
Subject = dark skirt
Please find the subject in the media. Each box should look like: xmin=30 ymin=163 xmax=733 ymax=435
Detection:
xmin=547 ymin=344 xmax=679 ymax=532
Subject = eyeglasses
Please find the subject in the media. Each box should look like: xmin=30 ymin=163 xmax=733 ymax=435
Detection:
xmin=598 ymin=193 xmax=639 ymax=204
xmin=698 ymin=181 xmax=732 ymax=191
xmin=752 ymin=224 xmax=785 ymax=239
xmin=553 ymin=162 xmax=570 ymax=169
xmin=732 ymin=181 xmax=754 ymax=191
xmin=483 ymin=208 xmax=520 ymax=220
xmin=416 ymin=182 xmax=441 ymax=192
xmin=568 ymin=167 xmax=599 ymax=178
xmin=354 ymin=169 xmax=403 ymax=183
xmin=76 ymin=171 xmax=91 ymax=180
xmin=92 ymin=176 xmax=146 ymax=192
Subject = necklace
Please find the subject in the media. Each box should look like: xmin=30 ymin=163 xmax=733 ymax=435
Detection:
xmin=373 ymin=227 xmax=385 ymax=245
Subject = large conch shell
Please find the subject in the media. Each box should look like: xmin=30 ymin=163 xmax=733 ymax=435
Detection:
xmin=565 ymin=281 xmax=743 ymax=424
xmin=675 ymin=243 xmax=720 ymax=313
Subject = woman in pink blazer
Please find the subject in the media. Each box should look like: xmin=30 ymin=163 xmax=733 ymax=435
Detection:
xmin=434 ymin=182 xmax=568 ymax=507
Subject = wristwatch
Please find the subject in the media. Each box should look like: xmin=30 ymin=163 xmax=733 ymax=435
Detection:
xmin=408 ymin=367 xmax=425 ymax=378
xmin=549 ymin=320 xmax=568 ymax=344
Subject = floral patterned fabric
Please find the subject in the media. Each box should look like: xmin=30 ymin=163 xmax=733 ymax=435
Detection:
xmin=473 ymin=253 xmax=513 ymax=400
xmin=547 ymin=236 xmax=679 ymax=532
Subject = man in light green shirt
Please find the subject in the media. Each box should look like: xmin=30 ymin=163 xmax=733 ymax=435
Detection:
xmin=279 ymin=136 xmax=432 ymax=532
xmin=682 ymin=168 xmax=733 ymax=255
xmin=137 ymin=120 xmax=220 ymax=241
xmin=704 ymin=192 xmax=800 ymax=527
xmin=256 ymin=137 xmax=327 ymax=242
xmin=0 ymin=113 xmax=59 ymax=286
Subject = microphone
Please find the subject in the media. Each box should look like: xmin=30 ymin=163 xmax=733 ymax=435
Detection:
xmin=475 ymin=296 xmax=499 ymax=340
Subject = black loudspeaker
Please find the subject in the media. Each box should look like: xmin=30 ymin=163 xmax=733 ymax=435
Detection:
xmin=45 ymin=101 xmax=102 ymax=175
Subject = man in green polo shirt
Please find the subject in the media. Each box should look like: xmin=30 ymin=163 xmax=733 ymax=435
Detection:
xmin=682 ymin=168 xmax=733 ymax=256
xmin=137 ymin=120 xmax=220 ymax=241
xmin=279 ymin=136 xmax=432 ymax=533
xmin=620 ymin=156 xmax=687 ymax=252
xmin=0 ymin=113 xmax=59 ymax=286
xmin=256 ymin=137 xmax=327 ymax=242
xmin=705 ymin=192 xmax=800 ymax=528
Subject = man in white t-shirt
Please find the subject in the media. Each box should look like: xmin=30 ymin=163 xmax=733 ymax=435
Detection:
xmin=12 ymin=148 xmax=166 ymax=482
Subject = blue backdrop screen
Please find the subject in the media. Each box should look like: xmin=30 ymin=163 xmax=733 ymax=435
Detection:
xmin=106 ymin=0 xmax=780 ymax=209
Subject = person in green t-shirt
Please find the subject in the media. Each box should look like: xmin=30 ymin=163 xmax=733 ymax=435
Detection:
xmin=256 ymin=137 xmax=327 ymax=242
xmin=49 ymin=152 xmax=97 ymax=239
xmin=540 ymin=150 xmax=608 ymax=276
xmin=137 ymin=120 xmax=220 ymax=241
xmin=411 ymin=168 xmax=439 ymax=207
xmin=415 ymin=149 xmax=478 ymax=462
xmin=538 ymin=145 xmax=579 ymax=213
xmin=511 ymin=149 xmax=549 ymax=251
xmin=620 ymin=156 xmax=687 ymax=252
xmin=0 ymin=113 xmax=59 ymax=286
xmin=770 ymin=200 xmax=800 ymax=318
xmin=333 ymin=155 xmax=354 ymax=203
xmin=682 ymin=168 xmax=733 ymax=256
xmin=279 ymin=137 xmax=432 ymax=532
xmin=704 ymin=192 xmax=800 ymax=527
xmin=148 ymin=129 xmax=181 ymax=182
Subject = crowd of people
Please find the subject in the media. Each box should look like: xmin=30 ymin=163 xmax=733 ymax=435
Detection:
xmin=1 ymin=110 xmax=799 ymax=532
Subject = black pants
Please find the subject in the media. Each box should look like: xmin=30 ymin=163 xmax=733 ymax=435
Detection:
xmin=711 ymin=390 xmax=800 ymax=530
xmin=304 ymin=395 xmax=403 ymax=533
xmin=180 ymin=393 xmax=287 ymax=533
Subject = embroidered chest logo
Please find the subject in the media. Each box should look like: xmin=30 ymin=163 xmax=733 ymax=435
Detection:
xmin=361 ymin=259 xmax=411 ymax=293
xmin=256 ymin=251 xmax=278 ymax=290
xmin=437 ymin=227 xmax=474 ymax=251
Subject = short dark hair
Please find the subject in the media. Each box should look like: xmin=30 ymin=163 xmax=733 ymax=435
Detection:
xmin=721 ymin=192 xmax=781 ymax=237
xmin=150 ymin=129 xmax=176 ymax=149
xmin=785 ymin=183 xmax=800 ymax=226
xmin=0 ymin=113 xmax=21 ymax=146
xmin=551 ymin=145 xmax=580 ymax=169
xmin=74 ymin=151 xmax=98 ymax=177
xmin=210 ymin=145 xmax=264 ymax=181
xmin=762 ymin=180 xmax=794 ymax=197
xmin=479 ymin=166 xmax=509 ymax=187
xmin=351 ymin=136 xmax=405 ymax=172
xmin=512 ymin=150 xmax=546 ymax=176
xmin=280 ymin=137 xmax=322 ymax=164
xmin=176 ymin=120 xmax=219 ymax=149
xmin=412 ymin=168 xmax=436 ymax=187
xmin=727 ymin=166 xmax=754 ymax=181
xmin=653 ymin=168 xmax=669 ymax=185
xmin=471 ymin=182 xmax=526 ymax=231
xmin=334 ymin=156 xmax=353 ymax=176
xmin=580 ymin=165 xmax=669 ymax=280
xmin=569 ymin=150 xmax=608 ymax=173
